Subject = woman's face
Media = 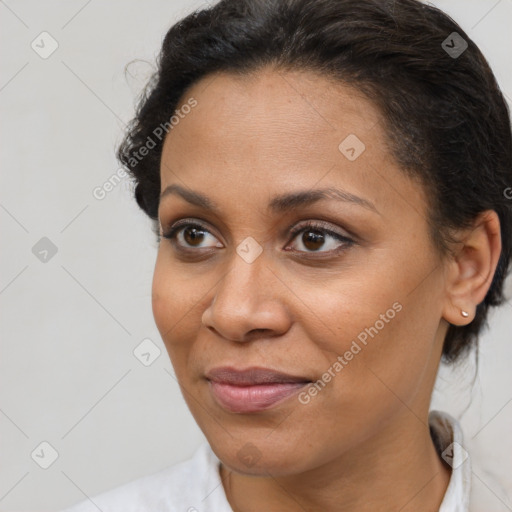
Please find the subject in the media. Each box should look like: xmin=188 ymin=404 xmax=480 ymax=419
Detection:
xmin=152 ymin=67 xmax=451 ymax=475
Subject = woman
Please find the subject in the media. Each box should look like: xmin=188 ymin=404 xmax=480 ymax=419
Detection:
xmin=63 ymin=0 xmax=511 ymax=510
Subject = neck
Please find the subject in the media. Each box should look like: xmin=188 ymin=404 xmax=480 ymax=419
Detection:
xmin=220 ymin=411 xmax=452 ymax=512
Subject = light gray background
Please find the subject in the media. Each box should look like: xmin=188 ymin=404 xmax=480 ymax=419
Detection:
xmin=0 ymin=1 xmax=511 ymax=511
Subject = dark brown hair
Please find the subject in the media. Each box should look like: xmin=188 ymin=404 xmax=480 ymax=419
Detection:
xmin=117 ymin=0 xmax=512 ymax=363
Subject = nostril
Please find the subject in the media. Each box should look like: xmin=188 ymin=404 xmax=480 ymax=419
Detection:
xmin=243 ymin=328 xmax=274 ymax=342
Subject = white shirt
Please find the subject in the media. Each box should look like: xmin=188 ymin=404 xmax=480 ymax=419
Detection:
xmin=61 ymin=410 xmax=471 ymax=511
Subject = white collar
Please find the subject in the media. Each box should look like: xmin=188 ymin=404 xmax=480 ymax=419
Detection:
xmin=429 ymin=410 xmax=471 ymax=511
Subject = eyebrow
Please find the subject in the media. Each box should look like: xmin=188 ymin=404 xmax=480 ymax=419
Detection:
xmin=159 ymin=184 xmax=380 ymax=215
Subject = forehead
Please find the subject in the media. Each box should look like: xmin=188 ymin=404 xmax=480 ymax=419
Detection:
xmin=163 ymin=68 xmax=383 ymax=172
xmin=170 ymin=66 xmax=383 ymax=151
xmin=160 ymin=67 xmax=426 ymax=223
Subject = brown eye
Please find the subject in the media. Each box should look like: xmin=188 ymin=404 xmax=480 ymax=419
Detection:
xmin=161 ymin=221 xmax=223 ymax=250
xmin=183 ymin=226 xmax=206 ymax=246
xmin=288 ymin=221 xmax=354 ymax=254
xmin=301 ymin=229 xmax=326 ymax=251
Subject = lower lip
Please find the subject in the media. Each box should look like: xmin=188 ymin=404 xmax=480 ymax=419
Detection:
xmin=208 ymin=380 xmax=309 ymax=413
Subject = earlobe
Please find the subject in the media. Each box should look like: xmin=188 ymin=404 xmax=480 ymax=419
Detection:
xmin=443 ymin=302 xmax=475 ymax=327
xmin=442 ymin=210 xmax=502 ymax=327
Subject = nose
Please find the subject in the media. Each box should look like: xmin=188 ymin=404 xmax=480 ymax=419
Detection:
xmin=201 ymin=252 xmax=292 ymax=343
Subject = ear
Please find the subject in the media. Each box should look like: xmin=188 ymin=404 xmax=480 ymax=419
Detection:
xmin=442 ymin=210 xmax=502 ymax=326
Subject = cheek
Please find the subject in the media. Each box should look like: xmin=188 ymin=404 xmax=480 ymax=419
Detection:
xmin=151 ymin=254 xmax=198 ymax=347
xmin=151 ymin=265 xmax=197 ymax=382
xmin=151 ymin=259 xmax=177 ymax=336
xmin=323 ymin=286 xmax=441 ymax=418
xmin=299 ymin=263 xmax=440 ymax=404
xmin=292 ymin=272 xmax=398 ymax=358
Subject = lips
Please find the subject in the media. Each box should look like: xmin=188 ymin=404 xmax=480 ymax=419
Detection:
xmin=205 ymin=366 xmax=311 ymax=385
xmin=205 ymin=366 xmax=312 ymax=413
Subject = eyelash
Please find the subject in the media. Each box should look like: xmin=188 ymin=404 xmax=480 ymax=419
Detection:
xmin=161 ymin=219 xmax=355 ymax=257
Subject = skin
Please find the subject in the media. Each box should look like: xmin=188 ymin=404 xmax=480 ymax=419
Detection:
xmin=152 ymin=67 xmax=502 ymax=511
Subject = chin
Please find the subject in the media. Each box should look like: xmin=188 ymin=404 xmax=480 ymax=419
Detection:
xmin=209 ymin=436 xmax=314 ymax=477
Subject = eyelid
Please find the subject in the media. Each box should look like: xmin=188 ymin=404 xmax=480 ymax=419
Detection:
xmin=287 ymin=219 xmax=351 ymax=239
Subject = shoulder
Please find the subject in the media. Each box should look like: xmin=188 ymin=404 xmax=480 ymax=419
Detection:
xmin=60 ymin=442 xmax=228 ymax=512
